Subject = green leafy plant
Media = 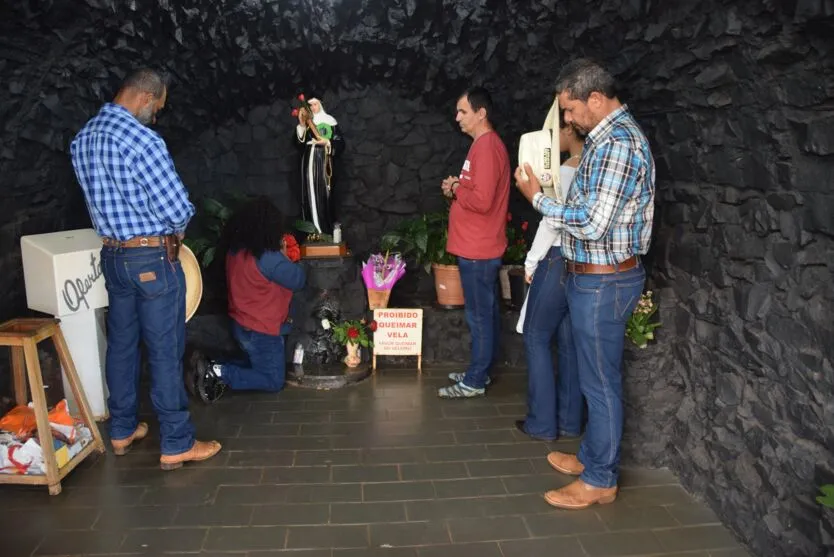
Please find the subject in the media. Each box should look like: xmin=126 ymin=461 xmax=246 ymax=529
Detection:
xmin=626 ymin=290 xmax=661 ymax=348
xmin=294 ymin=219 xmax=333 ymax=243
xmin=817 ymin=485 xmax=834 ymax=508
xmin=330 ymin=318 xmax=375 ymax=348
xmin=504 ymin=212 xmax=529 ymax=265
xmin=380 ymin=211 xmax=456 ymax=273
xmin=184 ymin=193 xmax=251 ymax=268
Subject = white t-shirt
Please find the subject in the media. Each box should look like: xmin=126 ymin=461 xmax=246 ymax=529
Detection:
xmin=524 ymin=165 xmax=577 ymax=277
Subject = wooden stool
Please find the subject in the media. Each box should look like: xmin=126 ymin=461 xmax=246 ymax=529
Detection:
xmin=0 ymin=318 xmax=105 ymax=495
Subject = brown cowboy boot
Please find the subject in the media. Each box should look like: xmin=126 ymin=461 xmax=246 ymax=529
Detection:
xmin=544 ymin=478 xmax=618 ymax=510
xmin=159 ymin=440 xmax=222 ymax=471
xmin=111 ymin=422 xmax=149 ymax=456
xmin=547 ymin=451 xmax=584 ymax=476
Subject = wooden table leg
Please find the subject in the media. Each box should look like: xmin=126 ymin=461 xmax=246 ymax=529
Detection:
xmin=22 ymin=340 xmax=62 ymax=496
xmin=11 ymin=346 xmax=27 ymax=405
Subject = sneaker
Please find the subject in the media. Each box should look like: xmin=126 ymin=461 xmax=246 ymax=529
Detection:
xmin=438 ymin=381 xmax=486 ymax=399
xmin=447 ymin=372 xmax=492 ymax=386
xmin=188 ymin=349 xmax=226 ymax=404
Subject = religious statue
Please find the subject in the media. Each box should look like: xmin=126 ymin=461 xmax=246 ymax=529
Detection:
xmin=293 ymin=95 xmax=345 ymax=235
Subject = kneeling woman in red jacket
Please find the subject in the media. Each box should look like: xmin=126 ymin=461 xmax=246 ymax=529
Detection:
xmin=190 ymin=197 xmax=305 ymax=403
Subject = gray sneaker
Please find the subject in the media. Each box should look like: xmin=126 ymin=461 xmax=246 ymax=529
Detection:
xmin=438 ymin=381 xmax=486 ymax=399
xmin=447 ymin=372 xmax=491 ymax=386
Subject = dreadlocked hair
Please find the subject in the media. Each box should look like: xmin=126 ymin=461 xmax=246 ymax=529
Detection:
xmin=221 ymin=196 xmax=287 ymax=260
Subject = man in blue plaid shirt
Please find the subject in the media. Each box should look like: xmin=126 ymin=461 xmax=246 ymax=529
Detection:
xmin=70 ymin=68 xmax=221 ymax=470
xmin=516 ymin=59 xmax=655 ymax=510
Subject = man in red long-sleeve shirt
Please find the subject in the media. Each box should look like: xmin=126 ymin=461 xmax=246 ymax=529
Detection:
xmin=438 ymin=87 xmax=510 ymax=399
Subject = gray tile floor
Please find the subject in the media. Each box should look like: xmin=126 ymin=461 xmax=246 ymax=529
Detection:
xmin=2 ymin=366 xmax=750 ymax=556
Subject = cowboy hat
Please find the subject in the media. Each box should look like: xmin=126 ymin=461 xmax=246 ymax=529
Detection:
xmin=179 ymin=244 xmax=203 ymax=322
xmin=518 ymin=96 xmax=562 ymax=200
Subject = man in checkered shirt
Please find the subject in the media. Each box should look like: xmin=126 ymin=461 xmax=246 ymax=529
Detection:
xmin=515 ymin=59 xmax=655 ymax=510
xmin=70 ymin=68 xmax=221 ymax=470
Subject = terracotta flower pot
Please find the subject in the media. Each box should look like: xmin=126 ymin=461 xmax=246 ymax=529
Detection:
xmin=432 ymin=263 xmax=465 ymax=308
xmin=508 ymin=267 xmax=528 ymax=309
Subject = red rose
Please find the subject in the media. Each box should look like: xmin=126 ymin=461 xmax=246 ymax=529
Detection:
xmin=283 ymin=234 xmax=298 ymax=248
xmin=506 ymin=212 xmax=512 ymax=222
xmin=298 ymin=93 xmax=305 ymax=101
xmin=291 ymin=108 xmax=299 ymax=117
xmin=369 ymin=320 xmax=378 ymax=332
xmin=521 ymin=221 xmax=529 ymax=231
xmin=347 ymin=327 xmax=359 ymax=339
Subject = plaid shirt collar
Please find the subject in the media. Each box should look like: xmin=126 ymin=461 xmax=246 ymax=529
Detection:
xmin=586 ymin=104 xmax=630 ymax=146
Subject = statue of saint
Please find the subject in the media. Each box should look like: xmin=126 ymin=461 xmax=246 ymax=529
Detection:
xmin=294 ymin=97 xmax=345 ymax=235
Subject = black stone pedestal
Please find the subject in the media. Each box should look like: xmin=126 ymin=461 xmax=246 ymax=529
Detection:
xmin=287 ymin=363 xmax=372 ymax=390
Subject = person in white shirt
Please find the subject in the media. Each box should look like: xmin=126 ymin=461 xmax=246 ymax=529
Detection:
xmin=515 ymin=111 xmax=586 ymax=441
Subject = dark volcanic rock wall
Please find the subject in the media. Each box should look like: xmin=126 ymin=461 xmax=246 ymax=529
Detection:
xmin=2 ymin=1 xmax=834 ymax=555
xmin=174 ymin=85 xmax=468 ymax=256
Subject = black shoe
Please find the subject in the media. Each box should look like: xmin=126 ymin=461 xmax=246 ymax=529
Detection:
xmin=188 ymin=349 xmax=226 ymax=404
xmin=515 ymin=420 xmax=557 ymax=442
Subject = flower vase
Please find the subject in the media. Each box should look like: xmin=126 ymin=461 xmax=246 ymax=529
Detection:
xmin=344 ymin=341 xmax=361 ymax=368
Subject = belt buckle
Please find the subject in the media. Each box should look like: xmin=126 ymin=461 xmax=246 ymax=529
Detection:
xmin=139 ymin=238 xmax=149 ymax=247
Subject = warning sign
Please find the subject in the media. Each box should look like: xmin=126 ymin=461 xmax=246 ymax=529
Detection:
xmin=372 ymin=308 xmax=423 ymax=371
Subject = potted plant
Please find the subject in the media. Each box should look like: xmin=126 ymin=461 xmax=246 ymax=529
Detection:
xmin=625 ymin=291 xmax=662 ymax=349
xmin=502 ymin=213 xmax=529 ymax=308
xmin=184 ymin=193 xmax=253 ymax=269
xmin=381 ymin=211 xmax=464 ymax=308
xmin=330 ymin=318 xmax=375 ymax=367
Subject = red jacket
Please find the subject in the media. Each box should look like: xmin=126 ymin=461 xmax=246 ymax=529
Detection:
xmin=226 ymin=249 xmax=305 ymax=336
xmin=447 ymin=131 xmax=510 ymax=260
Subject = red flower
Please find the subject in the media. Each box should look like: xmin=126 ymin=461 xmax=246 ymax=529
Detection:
xmin=283 ymin=234 xmax=299 ymax=248
xmin=286 ymin=247 xmax=301 ymax=262
xmin=521 ymin=221 xmax=529 ymax=231
xmin=369 ymin=320 xmax=378 ymax=332
xmin=291 ymin=108 xmax=299 ymax=117
xmin=506 ymin=212 xmax=512 ymax=222
xmin=347 ymin=327 xmax=359 ymax=339
xmin=298 ymin=93 xmax=305 ymax=101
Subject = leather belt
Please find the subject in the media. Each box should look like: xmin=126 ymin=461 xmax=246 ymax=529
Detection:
xmin=102 ymin=235 xmax=175 ymax=248
xmin=566 ymin=256 xmax=638 ymax=275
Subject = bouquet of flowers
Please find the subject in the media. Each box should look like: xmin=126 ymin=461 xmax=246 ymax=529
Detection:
xmin=331 ymin=318 xmax=376 ymax=348
xmin=361 ymin=252 xmax=406 ymax=309
xmin=290 ymin=93 xmax=311 ymax=120
xmin=283 ymin=234 xmax=301 ymax=262
xmin=625 ymin=291 xmax=661 ymax=349
xmin=362 ymin=252 xmax=406 ymax=291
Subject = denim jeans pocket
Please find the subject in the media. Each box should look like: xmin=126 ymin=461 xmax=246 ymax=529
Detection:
xmin=614 ymin=279 xmax=644 ymax=322
xmin=571 ymin=273 xmax=602 ymax=293
xmin=125 ymin=256 xmax=171 ymax=299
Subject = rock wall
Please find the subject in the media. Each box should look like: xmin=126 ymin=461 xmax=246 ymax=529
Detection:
xmin=1 ymin=1 xmax=833 ymax=554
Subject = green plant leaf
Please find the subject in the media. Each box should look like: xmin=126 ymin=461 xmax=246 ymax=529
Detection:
xmin=202 ymin=197 xmax=227 ymax=218
xmin=201 ymin=246 xmax=216 ymax=268
xmin=294 ymin=220 xmax=318 ymax=234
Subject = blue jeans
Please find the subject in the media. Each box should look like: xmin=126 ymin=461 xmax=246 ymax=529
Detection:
xmin=568 ymin=263 xmax=645 ymax=488
xmin=101 ymin=246 xmax=195 ymax=456
xmin=458 ymin=256 xmax=502 ymax=389
xmin=522 ymin=247 xmax=582 ymax=439
xmin=221 ymin=321 xmax=286 ymax=392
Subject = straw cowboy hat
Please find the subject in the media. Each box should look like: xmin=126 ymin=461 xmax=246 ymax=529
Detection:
xmin=179 ymin=244 xmax=203 ymax=322
xmin=518 ymin=96 xmax=561 ymax=201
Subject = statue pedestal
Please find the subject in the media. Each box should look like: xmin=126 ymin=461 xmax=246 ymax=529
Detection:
xmin=300 ymin=242 xmax=348 ymax=259
xmin=287 ymin=255 xmax=367 ymax=367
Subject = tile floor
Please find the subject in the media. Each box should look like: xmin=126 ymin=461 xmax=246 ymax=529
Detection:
xmin=2 ymin=366 xmax=750 ymax=556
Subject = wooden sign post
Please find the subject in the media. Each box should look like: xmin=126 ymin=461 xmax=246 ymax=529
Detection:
xmin=372 ymin=308 xmax=423 ymax=373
